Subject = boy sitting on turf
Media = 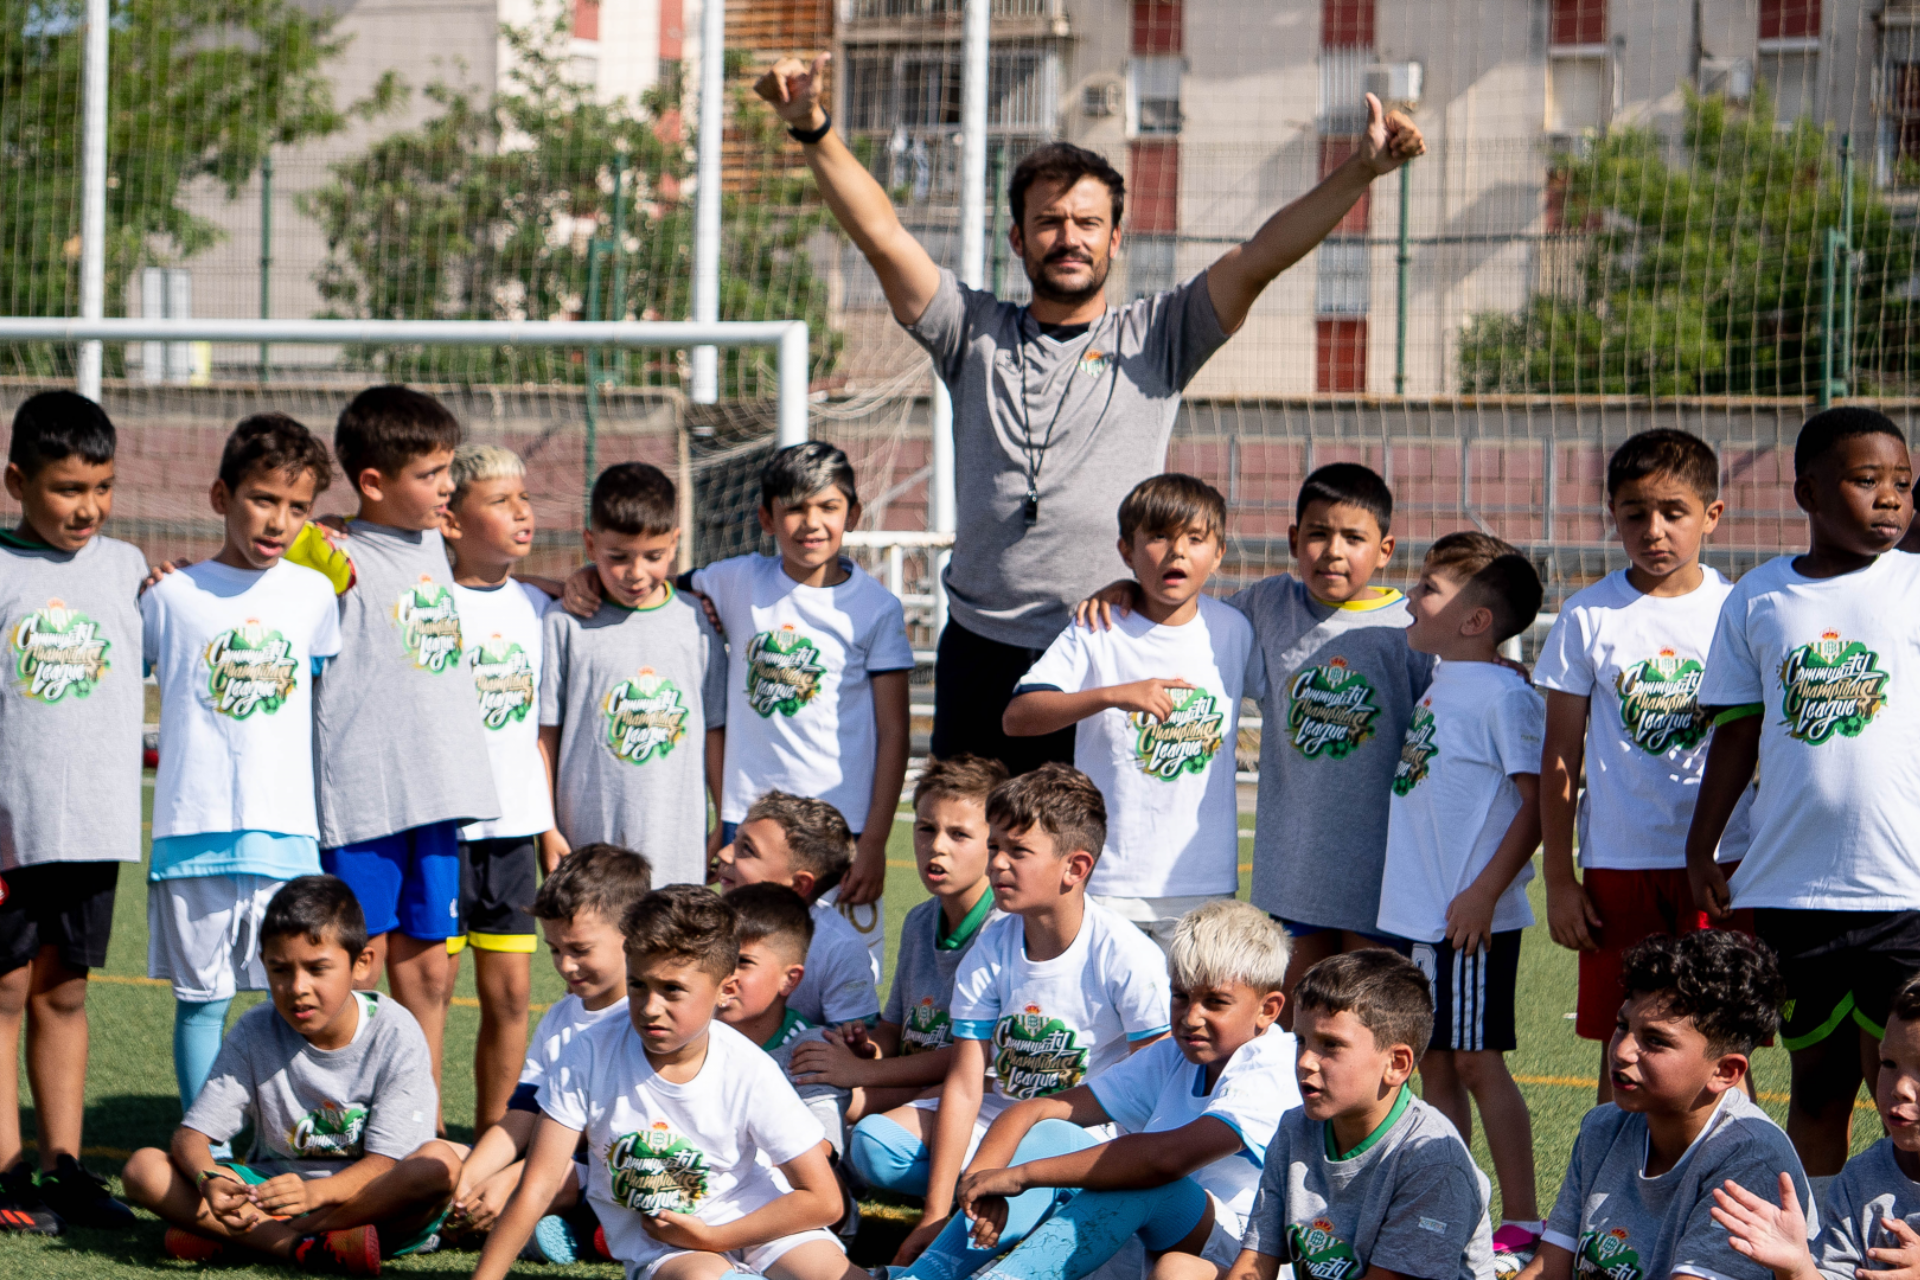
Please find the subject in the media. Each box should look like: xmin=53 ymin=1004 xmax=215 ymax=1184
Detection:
xmin=0 ymin=391 xmax=148 ymax=1232
xmin=289 ymin=385 xmax=501 ymax=1113
xmin=1516 ymin=930 xmax=1809 ymax=1280
xmin=142 ymin=414 xmax=341 ymax=1119
xmin=472 ymin=886 xmax=866 ymax=1280
xmin=1006 ymin=474 xmax=1262 ymax=948
xmin=869 ymin=764 xmax=1173 ymax=1264
xmin=715 ymin=791 xmax=882 ymax=1029
xmin=123 ymin=875 xmax=461 ymax=1273
xmin=1715 ymin=970 xmax=1920 ymax=1280
xmin=1231 ymin=949 xmax=1494 ymax=1280
xmin=449 ymin=842 xmax=652 ymax=1262
xmin=789 ymin=753 xmax=1007 ymax=1124
xmin=1536 ymin=429 xmax=1755 ymax=1107
xmin=1378 ymin=530 xmax=1546 ymax=1261
xmin=720 ymin=883 xmax=855 ymax=1157
xmin=540 ymin=462 xmax=726 ymax=889
xmin=1687 ymin=406 xmax=1920 ymax=1177
xmin=440 ymin=442 xmax=563 ymax=1133
xmin=897 ymin=900 xmax=1300 ymax=1280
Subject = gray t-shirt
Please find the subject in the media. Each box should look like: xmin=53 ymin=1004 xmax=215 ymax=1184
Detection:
xmin=883 ymin=895 xmax=998 ymax=1054
xmin=184 ymin=992 xmax=437 ymax=1177
xmin=0 ymin=532 xmax=146 ymax=869
xmin=1243 ymin=1090 xmax=1493 ymax=1280
xmin=1544 ymin=1090 xmax=1813 ymax=1280
xmin=540 ymin=589 xmax=726 ymax=888
xmin=1227 ymin=576 xmax=1434 ymax=932
xmin=313 ymin=522 xmax=499 ymax=847
xmin=905 ymin=269 xmax=1230 ymax=649
xmin=1814 ymin=1139 xmax=1920 ymax=1280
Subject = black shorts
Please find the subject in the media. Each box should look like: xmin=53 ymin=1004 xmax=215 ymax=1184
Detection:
xmin=932 ymin=617 xmax=1074 ymax=776
xmin=0 ymin=861 xmax=121 ymax=973
xmin=1400 ymin=931 xmax=1522 ymax=1053
xmin=456 ymin=837 xmax=540 ymax=954
xmin=1754 ymin=909 xmax=1920 ymax=1050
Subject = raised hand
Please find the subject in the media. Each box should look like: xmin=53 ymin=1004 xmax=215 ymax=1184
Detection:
xmin=1358 ymin=92 xmax=1425 ymax=175
xmin=754 ymin=53 xmax=831 ymax=128
xmin=1709 ymin=1174 xmax=1820 ymax=1280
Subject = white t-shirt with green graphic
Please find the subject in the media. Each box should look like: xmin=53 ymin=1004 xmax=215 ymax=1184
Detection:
xmin=538 ymin=1016 xmax=827 ymax=1271
xmin=1699 ymin=551 xmax=1920 ymax=911
xmin=1534 ymin=568 xmax=1750 ymax=871
xmin=1015 ymin=594 xmax=1263 ymax=897
xmin=452 ymin=579 xmax=552 ymax=841
xmin=142 ymin=559 xmax=342 ymax=842
xmin=1377 ymin=661 xmax=1543 ymax=944
xmin=693 ymin=554 xmax=915 ymax=828
xmin=949 ymin=901 xmax=1172 ymax=1110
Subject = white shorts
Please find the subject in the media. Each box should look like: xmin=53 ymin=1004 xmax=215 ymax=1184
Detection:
xmin=908 ymin=1089 xmax=1012 ymax=1167
xmin=818 ymin=883 xmax=885 ymax=982
xmin=1090 ymin=893 xmax=1236 ymax=951
xmin=630 ymin=1228 xmax=842 ymax=1280
xmin=1200 ymin=1194 xmax=1246 ymax=1268
xmin=147 ymin=874 xmax=285 ymax=1002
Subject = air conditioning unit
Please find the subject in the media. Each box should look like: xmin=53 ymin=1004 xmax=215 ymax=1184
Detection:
xmin=1365 ymin=61 xmax=1423 ymax=110
xmin=1082 ymin=81 xmax=1122 ymax=118
xmin=1699 ymin=56 xmax=1753 ymax=102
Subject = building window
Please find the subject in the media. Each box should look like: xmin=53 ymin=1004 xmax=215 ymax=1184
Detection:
xmin=1316 ymin=239 xmax=1370 ymax=316
xmin=1550 ymin=0 xmax=1605 ymax=48
xmin=1548 ymin=56 xmax=1609 ymax=132
xmin=1128 ymin=234 xmax=1176 ymax=300
xmin=1318 ymin=137 xmax=1370 ymax=233
xmin=1322 ymin=0 xmax=1374 ymax=50
xmin=1133 ymin=0 xmax=1181 ymax=55
xmin=574 ymin=0 xmax=599 ymax=40
xmin=1129 ymin=139 xmax=1179 ymax=235
xmin=1761 ymin=0 xmax=1820 ymax=41
xmin=845 ymin=49 xmax=1054 ymax=133
xmin=1759 ymin=50 xmax=1818 ymax=123
xmin=1130 ymin=56 xmax=1182 ymax=136
xmin=1316 ymin=318 xmax=1368 ymax=393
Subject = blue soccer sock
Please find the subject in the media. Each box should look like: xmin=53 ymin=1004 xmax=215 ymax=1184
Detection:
xmin=900 ymin=1119 xmax=1102 ymax=1280
xmin=977 ymin=1179 xmax=1211 ymax=1280
xmin=173 ymin=997 xmax=232 ymax=1112
xmin=849 ymin=1113 xmax=932 ymax=1196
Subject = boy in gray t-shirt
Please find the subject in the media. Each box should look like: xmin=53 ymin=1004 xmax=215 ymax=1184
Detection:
xmin=1522 ymin=931 xmax=1808 ymax=1280
xmin=538 ymin=463 xmax=725 ymax=889
xmin=1235 ymin=950 xmax=1492 ymax=1280
xmin=121 ymin=876 xmax=462 ymax=1268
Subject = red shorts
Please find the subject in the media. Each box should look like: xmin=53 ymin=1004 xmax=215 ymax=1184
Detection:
xmin=1574 ymin=864 xmax=1753 ymax=1041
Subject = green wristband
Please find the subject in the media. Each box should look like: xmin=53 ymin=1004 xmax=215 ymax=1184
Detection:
xmin=1712 ymin=703 xmax=1763 ymax=727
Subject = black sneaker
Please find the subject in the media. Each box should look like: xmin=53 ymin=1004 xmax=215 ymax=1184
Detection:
xmin=828 ymin=1150 xmax=861 ymax=1247
xmin=35 ymin=1155 xmax=135 ymax=1230
xmin=0 ymin=1160 xmax=62 ymax=1235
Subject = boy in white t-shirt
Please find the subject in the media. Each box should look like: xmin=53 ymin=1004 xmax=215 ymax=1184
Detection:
xmin=450 ymin=843 xmax=651 ymax=1264
xmin=694 ymin=441 xmax=914 ymax=973
xmin=1377 ymin=531 xmax=1546 ymax=1262
xmin=1535 ymin=429 xmax=1753 ymax=1107
xmin=1006 ymin=474 xmax=1262 ymax=948
xmin=440 ymin=442 xmax=563 ymax=1133
xmin=140 ymin=414 xmax=342 ymax=1117
xmin=899 ymin=901 xmax=1299 ymax=1280
xmin=883 ymin=765 xmax=1172 ymax=1263
xmin=715 ymin=791 xmax=882 ymax=1030
xmin=1688 ymin=406 xmax=1920 ymax=1176
xmin=471 ymin=886 xmax=865 ymax=1280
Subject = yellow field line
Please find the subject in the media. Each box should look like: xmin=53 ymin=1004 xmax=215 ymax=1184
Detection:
xmin=1514 ymin=1073 xmax=1872 ymax=1110
xmin=89 ymin=971 xmax=547 ymax=1013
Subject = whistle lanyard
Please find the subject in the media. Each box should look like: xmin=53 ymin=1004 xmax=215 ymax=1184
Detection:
xmin=1015 ymin=310 xmax=1120 ymax=528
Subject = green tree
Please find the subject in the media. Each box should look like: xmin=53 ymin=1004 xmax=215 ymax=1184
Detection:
xmin=1458 ymin=89 xmax=1917 ymax=396
xmin=0 ymin=0 xmax=391 ymax=372
xmin=304 ymin=11 xmax=838 ymax=391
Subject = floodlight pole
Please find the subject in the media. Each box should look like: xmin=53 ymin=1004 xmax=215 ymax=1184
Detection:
xmin=690 ymin=0 xmax=724 ymax=404
xmin=77 ymin=0 xmax=109 ymax=401
xmin=260 ymin=155 xmax=273 ymax=382
xmin=1395 ymin=161 xmax=1411 ymax=396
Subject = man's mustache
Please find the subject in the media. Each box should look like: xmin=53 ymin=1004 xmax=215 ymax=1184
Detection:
xmin=1042 ymin=248 xmax=1093 ymax=266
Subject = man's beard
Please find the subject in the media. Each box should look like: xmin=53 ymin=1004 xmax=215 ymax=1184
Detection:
xmin=1022 ymin=248 xmax=1110 ymax=308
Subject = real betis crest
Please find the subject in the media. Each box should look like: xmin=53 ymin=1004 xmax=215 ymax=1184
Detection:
xmin=1575 ymin=1226 xmax=1643 ymax=1280
xmin=745 ymin=625 xmax=826 ymax=717
xmin=603 ymin=667 xmax=688 ymax=764
xmin=991 ymin=1003 xmax=1089 ymax=1099
xmin=1614 ymin=648 xmax=1709 ymax=755
xmin=1287 ymin=657 xmax=1380 ymax=759
xmin=1129 ymin=686 xmax=1225 ymax=781
xmin=901 ymin=996 xmax=952 ymax=1054
xmin=9 ymin=598 xmax=111 ymax=703
xmin=1777 ymin=630 xmax=1889 ymax=745
xmin=204 ymin=619 xmax=299 ymax=719
xmin=287 ymin=1099 xmax=369 ymax=1159
xmin=607 ymin=1120 xmax=710 ymax=1215
xmin=393 ymin=576 xmax=463 ymax=674
xmin=1285 ymin=1217 xmax=1362 ymax=1280
xmin=469 ymin=634 xmax=535 ymax=730
xmin=1391 ymin=700 xmax=1438 ymax=797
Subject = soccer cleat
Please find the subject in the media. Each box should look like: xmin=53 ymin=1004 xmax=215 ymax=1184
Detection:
xmin=1490 ymin=1224 xmax=1541 ymax=1276
xmin=592 ymin=1221 xmax=613 ymax=1260
xmin=293 ymin=1224 xmax=382 ymax=1276
xmin=35 ymin=1155 xmax=136 ymax=1230
xmin=164 ymin=1226 xmax=227 ymax=1262
xmin=529 ymin=1214 xmax=583 ymax=1264
xmin=0 ymin=1161 xmax=63 ymax=1235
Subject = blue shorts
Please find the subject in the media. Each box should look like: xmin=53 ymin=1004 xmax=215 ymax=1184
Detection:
xmin=322 ymin=822 xmax=463 ymax=941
